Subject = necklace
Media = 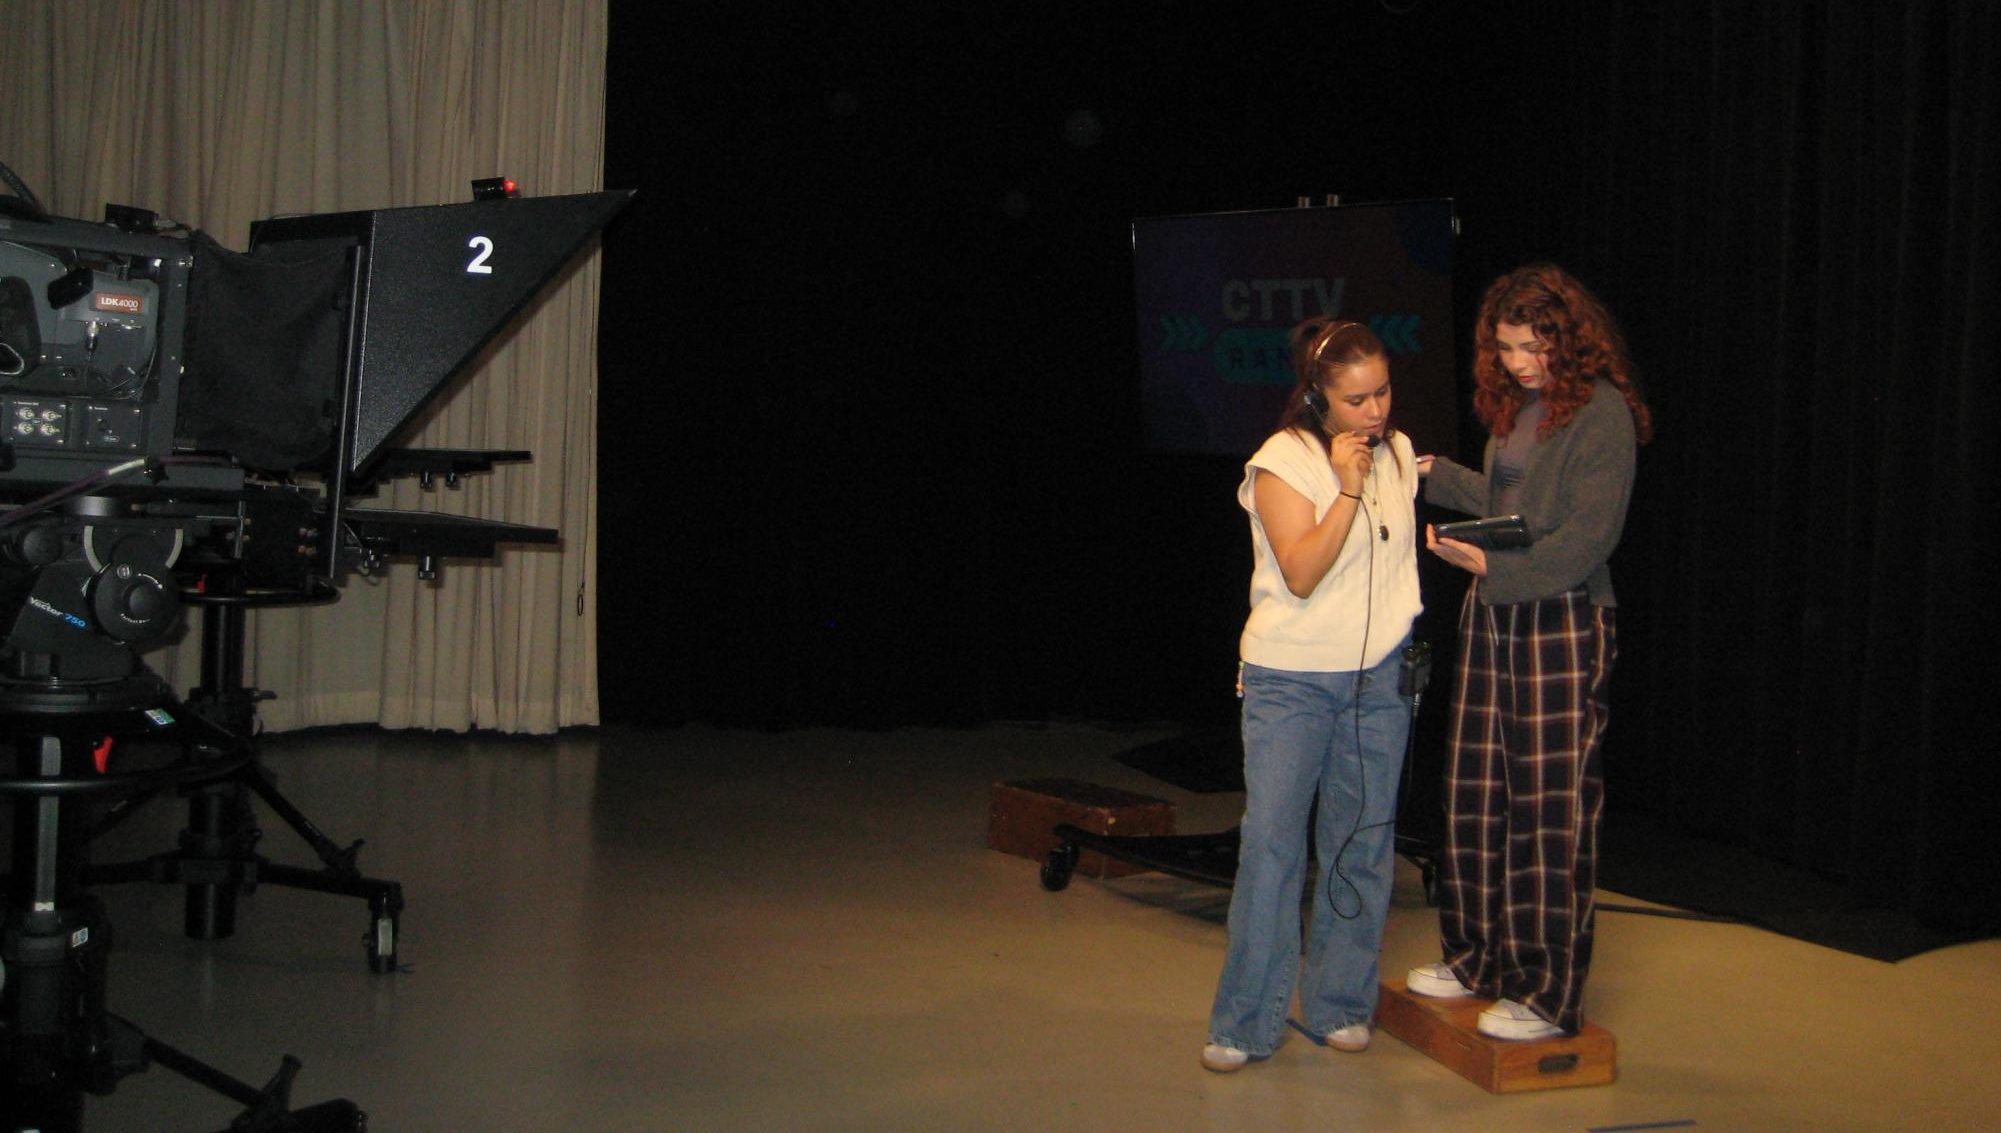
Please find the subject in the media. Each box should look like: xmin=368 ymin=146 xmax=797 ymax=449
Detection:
xmin=1363 ymin=464 xmax=1387 ymax=542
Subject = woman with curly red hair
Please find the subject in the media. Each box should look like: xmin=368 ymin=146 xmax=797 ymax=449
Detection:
xmin=1402 ymin=263 xmax=1651 ymax=1040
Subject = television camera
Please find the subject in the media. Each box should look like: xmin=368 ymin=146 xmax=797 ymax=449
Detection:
xmin=0 ymin=160 xmax=629 ymax=1130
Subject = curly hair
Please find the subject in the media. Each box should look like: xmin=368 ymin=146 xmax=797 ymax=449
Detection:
xmin=1471 ymin=263 xmax=1653 ymax=444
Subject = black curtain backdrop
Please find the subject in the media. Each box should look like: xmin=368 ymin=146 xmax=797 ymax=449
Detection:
xmin=598 ymin=2 xmax=1999 ymax=933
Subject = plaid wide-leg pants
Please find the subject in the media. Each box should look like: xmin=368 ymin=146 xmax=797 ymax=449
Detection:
xmin=1436 ymin=584 xmax=1615 ymax=1034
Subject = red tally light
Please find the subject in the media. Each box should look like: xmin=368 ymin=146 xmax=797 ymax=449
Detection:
xmin=470 ymin=176 xmax=519 ymax=201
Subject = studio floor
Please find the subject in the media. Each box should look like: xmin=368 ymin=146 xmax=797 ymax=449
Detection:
xmin=46 ymin=723 xmax=2001 ymax=1131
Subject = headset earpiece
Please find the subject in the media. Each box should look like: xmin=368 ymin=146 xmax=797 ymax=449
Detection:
xmin=1303 ymin=384 xmax=1329 ymax=421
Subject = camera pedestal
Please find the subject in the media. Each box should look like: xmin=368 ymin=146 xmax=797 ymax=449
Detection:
xmin=1375 ymin=978 xmax=1617 ymax=1093
xmin=1 ymin=673 xmax=364 ymax=1131
xmin=82 ymin=583 xmax=404 ymax=972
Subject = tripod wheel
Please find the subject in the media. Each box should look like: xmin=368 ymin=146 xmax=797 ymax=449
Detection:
xmin=1039 ymin=842 xmax=1079 ymax=892
xmin=367 ymin=903 xmax=399 ymax=973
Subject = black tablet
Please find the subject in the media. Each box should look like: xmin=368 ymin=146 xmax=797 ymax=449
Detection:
xmin=1433 ymin=514 xmax=1532 ymax=550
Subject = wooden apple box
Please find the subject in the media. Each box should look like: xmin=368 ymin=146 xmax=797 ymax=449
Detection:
xmin=987 ymin=778 xmax=1175 ymax=878
xmin=1376 ymin=978 xmax=1616 ymax=1093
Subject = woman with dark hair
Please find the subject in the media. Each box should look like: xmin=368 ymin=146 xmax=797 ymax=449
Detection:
xmin=1203 ymin=316 xmax=1423 ymax=1072
xmin=1404 ymin=262 xmax=1652 ymax=1040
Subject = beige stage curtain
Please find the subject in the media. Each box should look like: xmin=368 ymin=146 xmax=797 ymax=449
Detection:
xmin=0 ymin=1 xmax=607 ymax=732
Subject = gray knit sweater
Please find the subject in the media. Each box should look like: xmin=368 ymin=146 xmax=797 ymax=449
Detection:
xmin=1424 ymin=380 xmax=1637 ymax=607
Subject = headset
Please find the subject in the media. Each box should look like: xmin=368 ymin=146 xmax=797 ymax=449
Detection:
xmin=1302 ymin=384 xmax=1328 ymax=424
xmin=1299 ymin=319 xmax=1383 ymax=439
xmin=1299 ymin=319 xmax=1360 ymax=426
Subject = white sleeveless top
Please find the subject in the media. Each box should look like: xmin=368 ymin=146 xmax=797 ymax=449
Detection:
xmin=1238 ymin=428 xmax=1422 ymax=672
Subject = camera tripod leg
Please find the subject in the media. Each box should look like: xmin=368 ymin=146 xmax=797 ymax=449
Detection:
xmin=123 ymin=1017 xmax=367 ymax=1132
xmin=244 ymin=859 xmax=406 ymax=973
xmin=239 ymin=759 xmax=365 ymax=878
xmin=222 ymin=749 xmax=405 ymax=970
xmin=212 ymin=754 xmax=406 ymax=970
xmin=83 ymin=741 xmax=406 ymax=970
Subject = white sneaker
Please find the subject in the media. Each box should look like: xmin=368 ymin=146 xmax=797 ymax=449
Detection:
xmin=1476 ymin=999 xmax=1564 ymax=1041
xmin=1325 ymin=1023 xmax=1371 ymax=1053
xmin=1201 ymin=1043 xmax=1250 ymax=1072
xmin=1405 ymin=961 xmax=1474 ymax=998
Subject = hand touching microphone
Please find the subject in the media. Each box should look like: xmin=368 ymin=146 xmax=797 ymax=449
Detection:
xmin=1331 ymin=430 xmax=1376 ymax=497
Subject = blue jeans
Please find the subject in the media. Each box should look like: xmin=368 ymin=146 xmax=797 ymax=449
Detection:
xmin=1208 ymin=647 xmax=1412 ymax=1055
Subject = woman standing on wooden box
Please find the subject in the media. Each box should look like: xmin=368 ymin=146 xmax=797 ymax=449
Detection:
xmin=1403 ymin=262 xmax=1650 ymax=1040
xmin=1203 ymin=316 xmax=1423 ymax=1072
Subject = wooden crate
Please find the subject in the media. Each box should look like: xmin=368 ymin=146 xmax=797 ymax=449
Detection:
xmin=1375 ymin=979 xmax=1616 ymax=1093
xmin=988 ymin=778 xmax=1175 ymax=879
